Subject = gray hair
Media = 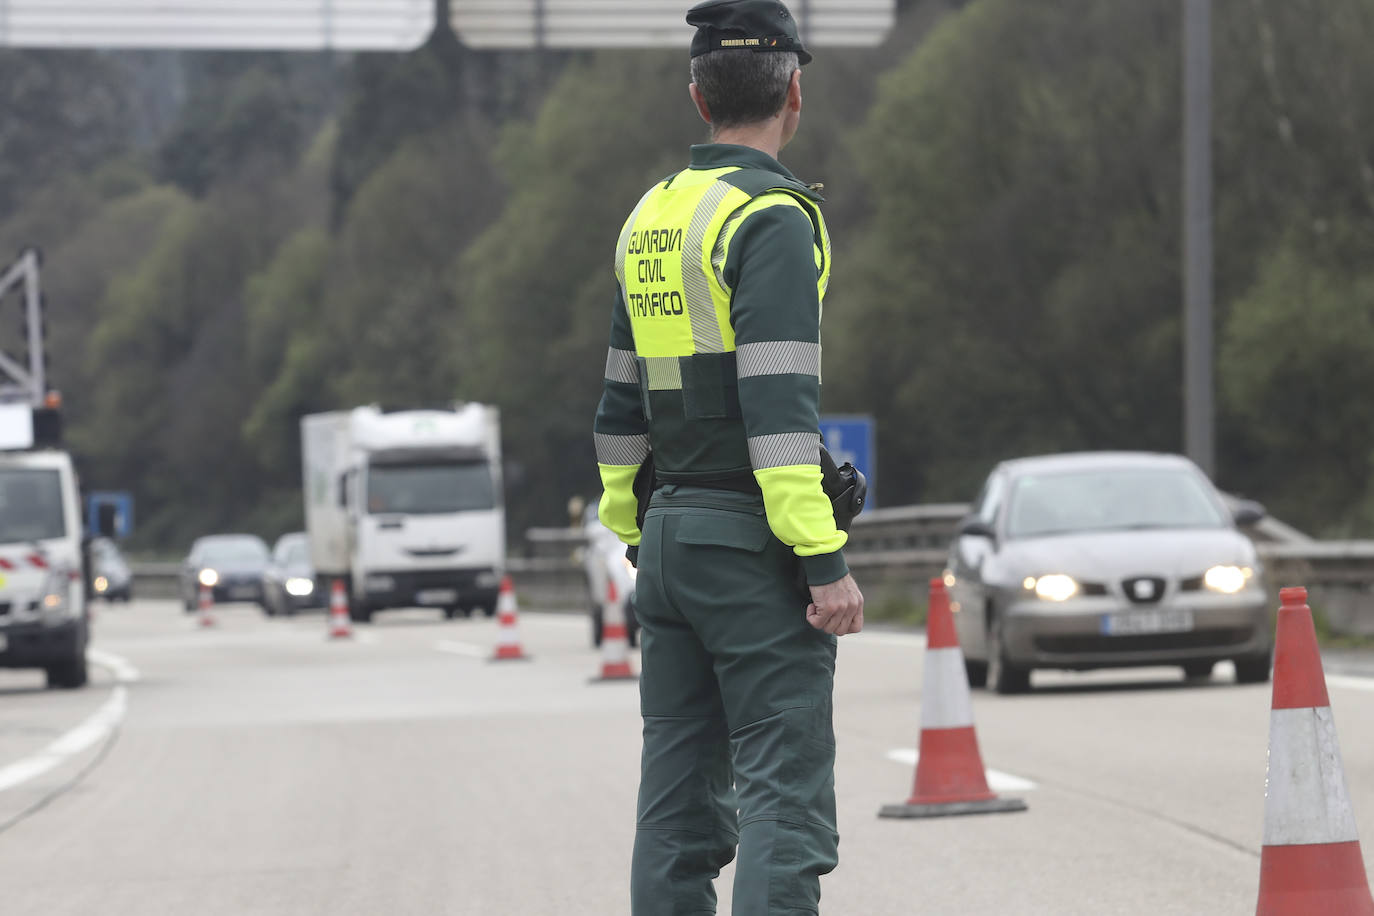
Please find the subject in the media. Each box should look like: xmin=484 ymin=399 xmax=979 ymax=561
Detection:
xmin=690 ymin=49 xmax=800 ymax=132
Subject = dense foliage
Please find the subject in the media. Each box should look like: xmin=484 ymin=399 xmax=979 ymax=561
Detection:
xmin=1 ymin=0 xmax=1372 ymax=550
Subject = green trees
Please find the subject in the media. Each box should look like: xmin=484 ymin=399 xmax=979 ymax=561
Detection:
xmin=4 ymin=0 xmax=1374 ymax=547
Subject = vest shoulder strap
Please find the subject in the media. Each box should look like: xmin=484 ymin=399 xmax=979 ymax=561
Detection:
xmin=717 ymin=168 xmax=827 ymax=274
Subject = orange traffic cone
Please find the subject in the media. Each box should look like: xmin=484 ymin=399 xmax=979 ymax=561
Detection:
xmin=198 ymin=583 xmax=216 ymax=628
xmin=327 ymin=579 xmax=353 ymax=640
xmin=1256 ymin=586 xmax=1374 ymax=915
xmin=591 ymin=577 xmax=636 ymax=683
xmin=880 ymin=578 xmax=1027 ymax=819
xmin=491 ymin=576 xmax=528 ymax=661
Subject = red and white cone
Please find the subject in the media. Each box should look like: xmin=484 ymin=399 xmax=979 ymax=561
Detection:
xmin=491 ymin=576 xmax=528 ymax=661
xmin=197 ymin=583 xmax=216 ymax=628
xmin=591 ymin=577 xmax=636 ymax=683
xmin=1256 ymin=586 xmax=1374 ymax=915
xmin=327 ymin=579 xmax=353 ymax=640
xmin=880 ymin=578 xmax=1027 ymax=818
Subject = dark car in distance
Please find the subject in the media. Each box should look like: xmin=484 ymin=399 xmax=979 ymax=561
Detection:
xmin=180 ymin=534 xmax=270 ymax=611
xmin=263 ymin=532 xmax=324 ymax=617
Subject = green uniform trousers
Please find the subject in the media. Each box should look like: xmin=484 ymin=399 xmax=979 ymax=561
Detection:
xmin=630 ymin=485 xmax=839 ymax=916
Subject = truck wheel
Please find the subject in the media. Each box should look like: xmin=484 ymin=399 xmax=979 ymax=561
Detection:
xmin=964 ymin=659 xmax=989 ymax=688
xmin=480 ymin=604 xmax=497 ymax=619
xmin=46 ymin=655 xmax=88 ymax=690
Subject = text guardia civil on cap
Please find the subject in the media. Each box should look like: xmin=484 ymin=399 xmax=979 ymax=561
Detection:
xmin=687 ymin=0 xmax=813 ymax=66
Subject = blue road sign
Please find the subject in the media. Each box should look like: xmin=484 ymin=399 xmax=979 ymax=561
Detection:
xmin=86 ymin=491 xmax=134 ymax=539
xmin=819 ymin=415 xmax=876 ymax=511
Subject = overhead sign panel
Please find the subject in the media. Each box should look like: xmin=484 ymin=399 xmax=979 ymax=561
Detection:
xmin=451 ymin=0 xmax=895 ymax=50
xmin=0 ymin=0 xmax=434 ymax=51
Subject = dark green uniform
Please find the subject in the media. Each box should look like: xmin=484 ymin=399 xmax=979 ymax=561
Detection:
xmin=593 ymin=3 xmax=845 ymax=913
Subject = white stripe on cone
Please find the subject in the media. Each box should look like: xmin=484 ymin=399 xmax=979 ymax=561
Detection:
xmin=920 ymin=647 xmax=975 ymax=730
xmin=1264 ymin=706 xmax=1361 ymax=847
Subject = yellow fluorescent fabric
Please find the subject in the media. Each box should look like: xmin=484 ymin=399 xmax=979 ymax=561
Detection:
xmin=753 ymin=465 xmax=849 ymax=557
xmin=597 ymin=464 xmax=643 ymax=547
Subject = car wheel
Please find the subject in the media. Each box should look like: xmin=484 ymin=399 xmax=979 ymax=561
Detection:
xmin=46 ymin=654 xmax=88 ymax=690
xmin=964 ymin=659 xmax=989 ymax=688
xmin=1234 ymin=652 xmax=1272 ymax=684
xmin=443 ymin=606 xmax=462 ymax=620
xmin=480 ymin=604 xmax=497 ymax=619
xmin=986 ymin=610 xmax=1031 ymax=695
xmin=1182 ymin=660 xmax=1215 ymax=680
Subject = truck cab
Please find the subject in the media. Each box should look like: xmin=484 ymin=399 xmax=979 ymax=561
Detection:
xmin=303 ymin=405 xmax=506 ymax=622
xmin=0 ymin=406 xmax=90 ymax=688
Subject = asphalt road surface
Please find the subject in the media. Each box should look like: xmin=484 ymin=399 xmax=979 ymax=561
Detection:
xmin=0 ymin=597 xmax=1371 ymax=915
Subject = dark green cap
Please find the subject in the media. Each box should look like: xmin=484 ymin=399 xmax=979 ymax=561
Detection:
xmin=687 ymin=0 xmax=812 ymax=66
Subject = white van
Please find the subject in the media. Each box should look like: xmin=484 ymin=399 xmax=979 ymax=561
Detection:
xmin=302 ymin=405 xmax=505 ymax=622
xmin=0 ymin=408 xmax=89 ymax=688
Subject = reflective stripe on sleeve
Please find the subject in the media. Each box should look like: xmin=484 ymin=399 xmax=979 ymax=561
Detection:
xmin=595 ymin=433 xmax=650 ymax=467
xmin=747 ymin=431 xmax=820 ymax=470
xmin=604 ymin=347 xmax=639 ymax=384
xmin=736 ymin=341 xmax=821 ymax=378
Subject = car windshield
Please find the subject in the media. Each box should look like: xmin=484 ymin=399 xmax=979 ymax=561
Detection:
xmin=276 ymin=537 xmax=308 ymax=565
xmin=1005 ymin=467 xmax=1228 ymax=538
xmin=367 ymin=462 xmax=495 ymax=515
xmin=199 ymin=539 xmax=268 ymax=565
xmin=0 ymin=468 xmax=65 ymax=543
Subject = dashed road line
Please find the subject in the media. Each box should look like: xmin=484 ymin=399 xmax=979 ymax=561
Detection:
xmin=884 ymin=748 xmax=1038 ymax=792
xmin=435 ymin=640 xmax=491 ymax=660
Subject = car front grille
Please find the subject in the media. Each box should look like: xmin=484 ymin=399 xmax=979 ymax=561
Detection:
xmin=1034 ymin=627 xmax=1255 ymax=654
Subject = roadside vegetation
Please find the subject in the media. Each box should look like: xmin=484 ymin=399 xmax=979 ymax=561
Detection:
xmin=4 ymin=0 xmax=1374 ymax=551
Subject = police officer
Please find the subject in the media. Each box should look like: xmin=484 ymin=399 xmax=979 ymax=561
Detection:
xmin=593 ymin=1 xmax=863 ymax=912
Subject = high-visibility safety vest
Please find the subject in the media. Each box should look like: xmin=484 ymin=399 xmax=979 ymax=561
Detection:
xmin=595 ymin=158 xmax=848 ymax=583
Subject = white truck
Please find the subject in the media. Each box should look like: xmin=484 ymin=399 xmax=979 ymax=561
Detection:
xmin=302 ymin=405 xmax=506 ymax=623
xmin=0 ymin=403 xmax=91 ymax=688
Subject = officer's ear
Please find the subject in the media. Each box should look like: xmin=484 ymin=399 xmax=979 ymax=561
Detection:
xmin=689 ymin=83 xmax=713 ymax=125
xmin=787 ymin=69 xmax=802 ymax=114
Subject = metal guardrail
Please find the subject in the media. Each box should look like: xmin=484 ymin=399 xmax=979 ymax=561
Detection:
xmin=129 ymin=504 xmax=1374 ymax=635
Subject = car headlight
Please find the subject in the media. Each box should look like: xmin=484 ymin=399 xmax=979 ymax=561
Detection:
xmin=285 ymin=577 xmax=314 ymax=597
xmin=1026 ymin=574 xmax=1079 ymax=602
xmin=41 ymin=570 xmax=72 ymax=619
xmin=94 ymin=576 xmax=109 ymax=593
xmin=199 ymin=568 xmax=219 ymax=587
xmin=1204 ymin=565 xmax=1252 ymax=594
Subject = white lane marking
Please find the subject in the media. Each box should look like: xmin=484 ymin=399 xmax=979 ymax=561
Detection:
xmin=0 ymin=687 xmax=127 ymax=793
xmin=885 ymin=749 xmax=1038 ymax=792
xmin=1327 ymin=674 xmax=1374 ymax=693
xmin=856 ymin=631 xmax=928 ymax=649
xmin=435 ymin=640 xmax=490 ymax=659
xmin=87 ymin=649 xmax=140 ymax=684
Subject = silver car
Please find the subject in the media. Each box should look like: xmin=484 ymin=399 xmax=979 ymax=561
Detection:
xmin=947 ymin=452 xmax=1272 ymax=693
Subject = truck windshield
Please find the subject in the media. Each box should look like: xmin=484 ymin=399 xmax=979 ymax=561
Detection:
xmin=367 ymin=462 xmax=496 ymax=515
xmin=0 ymin=468 xmax=66 ymax=543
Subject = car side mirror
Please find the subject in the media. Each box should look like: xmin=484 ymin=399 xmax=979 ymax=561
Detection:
xmin=957 ymin=516 xmax=996 ymax=540
xmin=1232 ymin=499 xmax=1266 ymax=527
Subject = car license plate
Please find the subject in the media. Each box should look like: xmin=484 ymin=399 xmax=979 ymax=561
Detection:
xmin=417 ymin=589 xmax=458 ymax=606
xmin=1101 ymin=609 xmax=1195 ymax=636
xmin=229 ymin=586 xmax=257 ymax=600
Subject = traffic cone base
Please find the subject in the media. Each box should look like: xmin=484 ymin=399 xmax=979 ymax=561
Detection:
xmin=1255 ymin=587 xmax=1374 ymax=915
xmin=879 ymin=797 xmax=1028 ymax=819
xmin=1258 ymin=842 xmax=1374 ymax=916
xmin=198 ymin=585 xmax=216 ymax=628
xmin=880 ymin=578 xmax=1024 ymax=819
